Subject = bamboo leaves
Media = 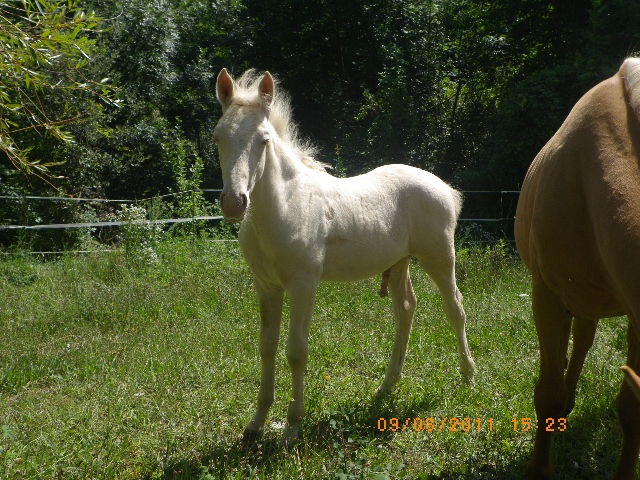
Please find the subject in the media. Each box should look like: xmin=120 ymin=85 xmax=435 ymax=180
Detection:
xmin=0 ymin=0 xmax=118 ymax=176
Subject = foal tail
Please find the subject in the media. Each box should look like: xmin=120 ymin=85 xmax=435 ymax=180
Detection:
xmin=450 ymin=187 xmax=463 ymax=221
xmin=621 ymin=57 xmax=640 ymax=118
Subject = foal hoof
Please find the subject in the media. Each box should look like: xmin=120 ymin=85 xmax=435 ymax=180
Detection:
xmin=282 ymin=425 xmax=301 ymax=447
xmin=460 ymin=359 xmax=476 ymax=386
xmin=241 ymin=427 xmax=263 ymax=445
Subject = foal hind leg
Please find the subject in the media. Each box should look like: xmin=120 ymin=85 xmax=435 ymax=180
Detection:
xmin=564 ymin=317 xmax=597 ymax=415
xmin=419 ymin=253 xmax=475 ymax=383
xmin=528 ymin=277 xmax=572 ymax=479
xmin=375 ymin=257 xmax=416 ymax=398
xmin=379 ymin=268 xmax=391 ymax=297
xmin=614 ymin=321 xmax=640 ymax=480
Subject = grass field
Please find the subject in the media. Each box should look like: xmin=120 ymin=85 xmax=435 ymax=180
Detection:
xmin=0 ymin=239 xmax=630 ymax=479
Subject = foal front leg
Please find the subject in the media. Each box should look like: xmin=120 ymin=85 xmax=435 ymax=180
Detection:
xmin=243 ymin=282 xmax=284 ymax=442
xmin=283 ymin=277 xmax=318 ymax=442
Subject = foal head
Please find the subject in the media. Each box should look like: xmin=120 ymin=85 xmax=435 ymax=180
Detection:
xmin=214 ymin=69 xmax=275 ymax=222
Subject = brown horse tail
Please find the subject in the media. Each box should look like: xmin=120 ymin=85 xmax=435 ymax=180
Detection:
xmin=621 ymin=365 xmax=640 ymax=400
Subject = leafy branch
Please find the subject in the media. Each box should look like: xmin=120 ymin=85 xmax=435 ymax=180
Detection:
xmin=0 ymin=0 xmax=120 ymax=177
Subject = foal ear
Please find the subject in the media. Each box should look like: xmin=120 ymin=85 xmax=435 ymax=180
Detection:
xmin=259 ymin=71 xmax=275 ymax=108
xmin=216 ymin=68 xmax=234 ymax=110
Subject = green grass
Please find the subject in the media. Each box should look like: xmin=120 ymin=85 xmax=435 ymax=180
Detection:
xmin=0 ymin=240 xmax=629 ymax=479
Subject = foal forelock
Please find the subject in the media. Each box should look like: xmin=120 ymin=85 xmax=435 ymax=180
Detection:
xmin=621 ymin=57 xmax=640 ymax=118
xmin=227 ymin=70 xmax=329 ymax=172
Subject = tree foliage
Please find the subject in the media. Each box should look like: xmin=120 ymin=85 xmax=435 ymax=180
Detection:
xmin=2 ymin=0 xmax=640 ymax=247
xmin=0 ymin=0 xmax=117 ymax=177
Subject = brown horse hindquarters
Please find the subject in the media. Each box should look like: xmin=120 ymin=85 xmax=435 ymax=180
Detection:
xmin=519 ymin=74 xmax=635 ymax=319
xmin=515 ymin=61 xmax=640 ymax=479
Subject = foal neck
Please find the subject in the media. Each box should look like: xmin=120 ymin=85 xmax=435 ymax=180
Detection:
xmin=250 ymin=136 xmax=308 ymax=216
xmin=273 ymin=136 xmax=309 ymax=178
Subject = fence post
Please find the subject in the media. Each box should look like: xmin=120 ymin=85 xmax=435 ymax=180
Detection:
xmin=499 ymin=191 xmax=505 ymax=238
xmin=191 ymin=190 xmax=196 ymax=242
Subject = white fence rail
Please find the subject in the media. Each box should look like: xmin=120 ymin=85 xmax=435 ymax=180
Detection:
xmin=0 ymin=190 xmax=519 ymax=254
xmin=0 ymin=189 xmax=519 ymax=230
xmin=0 ymin=189 xmax=224 ymax=231
xmin=0 ymin=216 xmax=223 ymax=230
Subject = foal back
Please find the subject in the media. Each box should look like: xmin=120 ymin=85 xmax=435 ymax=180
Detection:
xmin=317 ymin=163 xmax=461 ymax=282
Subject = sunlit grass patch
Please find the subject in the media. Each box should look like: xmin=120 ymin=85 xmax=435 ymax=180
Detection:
xmin=0 ymin=240 xmax=627 ymax=479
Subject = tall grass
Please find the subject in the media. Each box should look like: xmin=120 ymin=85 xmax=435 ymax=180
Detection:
xmin=0 ymin=240 xmax=628 ymax=479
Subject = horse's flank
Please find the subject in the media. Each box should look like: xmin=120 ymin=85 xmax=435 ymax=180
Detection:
xmin=243 ymin=160 xmax=460 ymax=279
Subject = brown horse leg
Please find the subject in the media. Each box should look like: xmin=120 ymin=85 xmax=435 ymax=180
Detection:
xmin=528 ymin=278 xmax=572 ymax=480
xmin=614 ymin=322 xmax=640 ymax=480
xmin=564 ymin=317 xmax=597 ymax=415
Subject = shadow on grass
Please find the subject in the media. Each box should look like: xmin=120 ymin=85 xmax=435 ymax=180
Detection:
xmin=447 ymin=397 xmax=621 ymax=480
xmin=552 ymin=399 xmax=621 ymax=479
xmin=156 ymin=393 xmax=623 ymax=479
xmin=157 ymin=394 xmax=441 ymax=479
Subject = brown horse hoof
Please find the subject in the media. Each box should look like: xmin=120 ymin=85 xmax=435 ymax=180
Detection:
xmin=526 ymin=462 xmax=553 ymax=480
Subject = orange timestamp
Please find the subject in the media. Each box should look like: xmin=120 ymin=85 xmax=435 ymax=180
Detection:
xmin=376 ymin=417 xmax=568 ymax=433
xmin=511 ymin=417 xmax=567 ymax=432
xmin=377 ymin=417 xmax=494 ymax=432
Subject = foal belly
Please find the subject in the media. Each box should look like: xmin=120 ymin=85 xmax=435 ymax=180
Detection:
xmin=320 ymin=240 xmax=406 ymax=282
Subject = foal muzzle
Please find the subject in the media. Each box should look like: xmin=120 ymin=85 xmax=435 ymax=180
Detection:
xmin=220 ymin=191 xmax=248 ymax=222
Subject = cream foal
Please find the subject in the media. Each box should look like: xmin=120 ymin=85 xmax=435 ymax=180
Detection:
xmin=214 ymin=68 xmax=475 ymax=441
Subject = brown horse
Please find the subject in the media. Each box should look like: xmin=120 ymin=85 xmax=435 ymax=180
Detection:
xmin=515 ymin=57 xmax=640 ymax=479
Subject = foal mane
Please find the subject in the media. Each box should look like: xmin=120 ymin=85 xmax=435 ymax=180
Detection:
xmin=231 ymin=70 xmax=329 ymax=172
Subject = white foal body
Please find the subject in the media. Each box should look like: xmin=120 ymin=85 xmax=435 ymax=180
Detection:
xmin=241 ymin=163 xmax=458 ymax=283
xmin=214 ymin=69 xmax=475 ymax=441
